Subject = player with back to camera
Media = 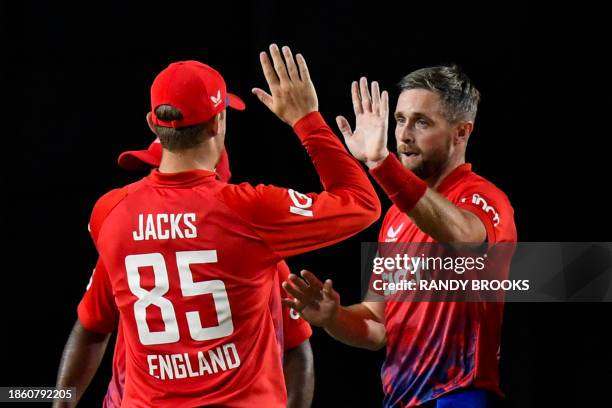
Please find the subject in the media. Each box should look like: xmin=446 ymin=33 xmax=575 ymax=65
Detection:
xmin=54 ymin=44 xmax=380 ymax=407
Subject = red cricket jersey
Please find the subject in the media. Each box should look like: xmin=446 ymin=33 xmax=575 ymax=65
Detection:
xmin=78 ymin=112 xmax=380 ymax=407
xmin=101 ymin=261 xmax=312 ymax=408
xmin=370 ymin=155 xmax=517 ymax=407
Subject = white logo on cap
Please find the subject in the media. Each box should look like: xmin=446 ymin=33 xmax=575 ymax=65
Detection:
xmin=211 ymin=90 xmax=222 ymax=107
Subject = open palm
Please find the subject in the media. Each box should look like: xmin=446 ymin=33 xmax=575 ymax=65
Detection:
xmin=336 ymin=77 xmax=389 ymax=168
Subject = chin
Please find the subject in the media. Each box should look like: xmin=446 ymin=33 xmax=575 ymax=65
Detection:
xmin=400 ymin=156 xmax=419 ymax=170
xmin=400 ymin=157 xmax=427 ymax=179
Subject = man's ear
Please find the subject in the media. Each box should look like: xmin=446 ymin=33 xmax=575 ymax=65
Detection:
xmin=208 ymin=111 xmax=225 ymax=137
xmin=146 ymin=112 xmax=157 ymax=134
xmin=455 ymin=121 xmax=474 ymax=145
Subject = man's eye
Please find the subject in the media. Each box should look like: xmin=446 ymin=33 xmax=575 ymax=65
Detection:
xmin=415 ymin=119 xmax=428 ymax=128
xmin=395 ymin=117 xmax=405 ymax=124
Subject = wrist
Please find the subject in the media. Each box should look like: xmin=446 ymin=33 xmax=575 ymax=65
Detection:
xmin=365 ymin=150 xmax=390 ymax=169
xmin=290 ymin=110 xmax=319 ymax=128
xmin=321 ymin=305 xmax=340 ymax=329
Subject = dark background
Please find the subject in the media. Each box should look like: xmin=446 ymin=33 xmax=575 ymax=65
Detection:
xmin=2 ymin=1 xmax=610 ymax=407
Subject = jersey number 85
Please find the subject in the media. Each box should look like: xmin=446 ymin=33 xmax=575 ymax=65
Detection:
xmin=125 ymin=250 xmax=233 ymax=346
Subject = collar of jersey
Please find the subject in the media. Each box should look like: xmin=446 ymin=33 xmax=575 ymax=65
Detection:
xmin=147 ymin=169 xmax=217 ymax=187
xmin=436 ymin=163 xmax=472 ymax=193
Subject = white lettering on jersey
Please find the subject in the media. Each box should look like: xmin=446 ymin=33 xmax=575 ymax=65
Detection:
xmin=133 ymin=213 xmax=199 ymax=241
xmin=183 ymin=214 xmax=197 ymax=238
xmin=385 ymin=223 xmax=404 ymax=242
xmin=461 ymin=194 xmax=501 ymax=226
xmin=148 ymin=342 xmax=241 ymax=380
xmin=288 ymin=189 xmax=313 ymax=217
xmin=290 ymin=308 xmax=301 ymax=320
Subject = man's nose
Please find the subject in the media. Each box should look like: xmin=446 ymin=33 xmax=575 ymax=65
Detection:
xmin=397 ymin=125 xmax=415 ymax=143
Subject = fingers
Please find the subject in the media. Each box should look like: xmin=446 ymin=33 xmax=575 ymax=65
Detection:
xmin=351 ymin=81 xmax=363 ymax=115
xmin=269 ymin=44 xmax=290 ymax=83
xmin=259 ymin=51 xmax=279 ymax=90
xmin=323 ymin=279 xmax=335 ymax=295
xmin=335 ymin=115 xmax=353 ymax=140
xmin=300 ymin=270 xmax=324 ymax=290
xmin=281 ymin=297 xmax=301 ymax=311
xmin=251 ymin=88 xmax=273 ymax=109
xmin=296 ymin=53 xmax=311 ymax=82
xmin=381 ymin=90 xmax=389 ymax=118
xmin=371 ymin=81 xmax=381 ymax=114
xmin=322 ymin=279 xmax=339 ymax=302
xmin=359 ymin=77 xmax=372 ymax=113
xmin=282 ymin=46 xmax=300 ymax=82
xmin=282 ymin=280 xmax=305 ymax=302
xmin=289 ymin=273 xmax=312 ymax=294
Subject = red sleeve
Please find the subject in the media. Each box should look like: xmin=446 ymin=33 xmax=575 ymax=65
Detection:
xmin=89 ymin=187 xmax=129 ymax=244
xmin=216 ymin=112 xmax=381 ymax=258
xmin=276 ymin=261 xmax=312 ymax=350
xmin=78 ymin=188 xmax=128 ymax=333
xmin=455 ymin=183 xmax=517 ymax=243
xmin=77 ymin=259 xmax=118 ymax=333
xmin=369 ymin=153 xmax=427 ymax=213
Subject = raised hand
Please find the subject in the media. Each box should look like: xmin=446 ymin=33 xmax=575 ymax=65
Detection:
xmin=252 ymin=44 xmax=318 ymax=127
xmin=336 ymin=77 xmax=390 ymax=168
xmin=282 ymin=270 xmax=340 ymax=327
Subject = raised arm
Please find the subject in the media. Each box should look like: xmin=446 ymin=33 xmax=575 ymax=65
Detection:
xmin=217 ymin=45 xmax=381 ymax=258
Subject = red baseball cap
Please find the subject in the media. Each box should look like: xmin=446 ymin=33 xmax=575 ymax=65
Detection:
xmin=118 ymin=138 xmax=162 ymax=170
xmin=150 ymin=60 xmax=245 ymax=129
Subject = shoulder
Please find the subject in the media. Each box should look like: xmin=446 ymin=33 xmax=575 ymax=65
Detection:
xmin=456 ymin=171 xmax=517 ymax=242
xmin=215 ymin=182 xmax=297 ymax=212
xmin=89 ymin=186 xmax=130 ymax=242
xmin=456 ymin=171 xmax=513 ymax=210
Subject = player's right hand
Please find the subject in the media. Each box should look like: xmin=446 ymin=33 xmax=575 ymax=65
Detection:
xmin=252 ymin=44 xmax=318 ymax=127
xmin=282 ymin=270 xmax=340 ymax=327
xmin=336 ymin=77 xmax=390 ymax=168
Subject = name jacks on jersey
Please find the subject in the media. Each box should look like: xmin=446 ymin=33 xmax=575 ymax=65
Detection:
xmin=148 ymin=342 xmax=241 ymax=380
xmin=133 ymin=213 xmax=198 ymax=241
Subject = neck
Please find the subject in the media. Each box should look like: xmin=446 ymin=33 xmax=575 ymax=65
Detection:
xmin=158 ymin=145 xmax=218 ymax=173
xmin=427 ymin=155 xmax=466 ymax=190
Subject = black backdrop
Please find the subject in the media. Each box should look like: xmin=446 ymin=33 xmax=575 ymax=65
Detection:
xmin=2 ymin=1 xmax=611 ymax=407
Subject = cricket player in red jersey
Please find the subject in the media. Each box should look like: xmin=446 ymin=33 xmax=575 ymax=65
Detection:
xmin=54 ymin=44 xmax=380 ymax=407
xmin=283 ymin=66 xmax=517 ymax=407
xmin=95 ymin=139 xmax=313 ymax=408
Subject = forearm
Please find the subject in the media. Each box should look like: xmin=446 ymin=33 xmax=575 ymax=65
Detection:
xmin=284 ymin=341 xmax=314 ymax=408
xmin=294 ymin=112 xmax=381 ymax=215
xmin=53 ymin=320 xmax=111 ymax=408
xmin=324 ymin=304 xmax=386 ymax=351
xmin=409 ymin=189 xmax=486 ymax=243
xmin=370 ymin=154 xmax=484 ymax=243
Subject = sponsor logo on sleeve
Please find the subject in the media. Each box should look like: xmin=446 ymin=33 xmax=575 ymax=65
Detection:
xmin=288 ymin=189 xmax=313 ymax=217
xmin=461 ymin=194 xmax=500 ymax=226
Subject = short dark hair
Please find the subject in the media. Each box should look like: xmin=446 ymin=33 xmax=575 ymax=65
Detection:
xmin=153 ymin=105 xmax=208 ymax=151
xmin=398 ymin=65 xmax=480 ymax=123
